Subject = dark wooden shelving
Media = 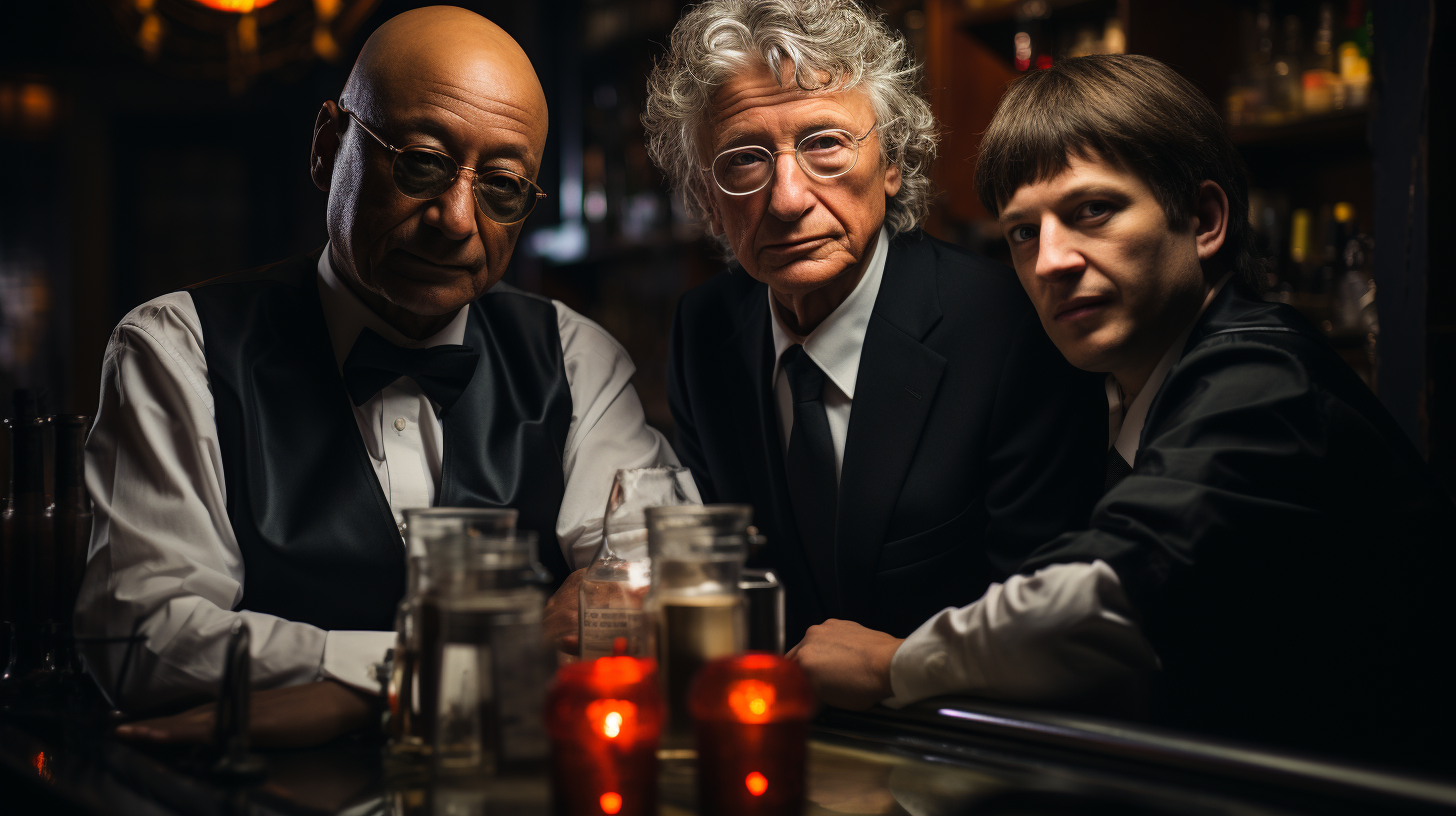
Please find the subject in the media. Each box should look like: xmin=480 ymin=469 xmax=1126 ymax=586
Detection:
xmin=1231 ymin=109 xmax=1370 ymax=149
xmin=958 ymin=0 xmax=1114 ymax=27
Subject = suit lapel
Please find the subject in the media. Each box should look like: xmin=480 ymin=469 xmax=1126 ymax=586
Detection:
xmin=730 ymin=286 xmax=795 ymax=549
xmin=836 ymin=236 xmax=946 ymax=620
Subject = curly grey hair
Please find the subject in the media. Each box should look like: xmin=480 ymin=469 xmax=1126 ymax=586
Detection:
xmin=643 ymin=0 xmax=939 ymax=245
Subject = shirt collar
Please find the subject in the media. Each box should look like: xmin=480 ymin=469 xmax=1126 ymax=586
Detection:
xmin=1109 ymin=271 xmax=1234 ymax=463
xmin=316 ymin=243 xmax=472 ymax=371
xmin=768 ymin=225 xmax=889 ymax=399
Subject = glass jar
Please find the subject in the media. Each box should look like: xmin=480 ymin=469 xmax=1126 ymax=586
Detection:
xmin=425 ymin=530 xmax=552 ymax=775
xmin=645 ymin=504 xmax=751 ymax=744
xmin=387 ymin=507 xmax=517 ymax=759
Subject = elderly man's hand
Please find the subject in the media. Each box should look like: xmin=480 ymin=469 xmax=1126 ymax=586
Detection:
xmin=544 ymin=567 xmax=586 ymax=656
xmin=113 ymin=680 xmax=378 ymax=749
xmin=787 ymin=619 xmax=903 ymax=711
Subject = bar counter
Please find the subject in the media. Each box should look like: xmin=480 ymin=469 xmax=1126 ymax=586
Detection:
xmin=5 ymin=689 xmax=1456 ymax=816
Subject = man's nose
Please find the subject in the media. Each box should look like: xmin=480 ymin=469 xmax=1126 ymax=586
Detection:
xmin=765 ymin=151 xmax=815 ymax=222
xmin=1033 ymin=218 xmax=1085 ymax=282
xmin=422 ymin=173 xmax=478 ymax=240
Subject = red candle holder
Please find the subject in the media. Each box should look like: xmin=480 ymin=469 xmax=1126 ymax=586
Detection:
xmin=547 ymin=653 xmax=662 ymax=816
xmin=688 ymin=653 xmax=813 ymax=816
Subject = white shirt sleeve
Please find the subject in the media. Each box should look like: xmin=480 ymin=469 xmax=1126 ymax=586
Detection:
xmin=75 ymin=295 xmax=392 ymax=713
xmin=76 ymin=292 xmax=687 ymax=712
xmin=553 ymin=301 xmax=700 ymax=571
xmin=884 ymin=560 xmax=1160 ymax=714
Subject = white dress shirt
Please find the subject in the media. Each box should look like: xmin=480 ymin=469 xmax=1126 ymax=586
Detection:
xmin=77 ymin=246 xmax=687 ymax=710
xmin=768 ymin=226 xmax=889 ymax=481
xmin=885 ymin=275 xmax=1232 ymax=710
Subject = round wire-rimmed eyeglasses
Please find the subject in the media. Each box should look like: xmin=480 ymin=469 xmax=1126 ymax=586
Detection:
xmin=338 ymin=104 xmax=548 ymax=225
xmin=705 ymin=123 xmax=879 ymax=196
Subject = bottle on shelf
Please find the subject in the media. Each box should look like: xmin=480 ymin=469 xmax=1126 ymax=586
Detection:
xmin=1332 ymin=202 xmax=1376 ymax=334
xmin=1288 ymin=207 xmax=1313 ymax=289
xmin=1271 ymin=14 xmax=1303 ymax=122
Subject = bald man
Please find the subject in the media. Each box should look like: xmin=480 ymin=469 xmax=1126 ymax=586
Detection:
xmin=76 ymin=7 xmax=683 ymax=738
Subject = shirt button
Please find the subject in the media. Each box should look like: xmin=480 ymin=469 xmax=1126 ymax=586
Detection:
xmin=393 ymin=417 xmax=407 ymax=432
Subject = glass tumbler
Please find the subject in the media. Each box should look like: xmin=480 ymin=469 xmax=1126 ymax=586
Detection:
xmin=645 ymin=504 xmax=751 ymax=745
xmin=388 ymin=507 xmax=518 ymax=759
xmin=425 ymin=530 xmax=552 ymax=775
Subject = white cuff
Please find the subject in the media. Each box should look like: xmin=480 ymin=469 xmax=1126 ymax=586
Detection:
xmin=884 ymin=607 xmax=963 ymax=708
xmin=320 ymin=630 xmax=397 ymax=695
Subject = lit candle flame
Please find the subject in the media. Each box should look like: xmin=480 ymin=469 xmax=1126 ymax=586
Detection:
xmin=599 ymin=791 xmax=623 ymax=814
xmin=745 ymin=771 xmax=768 ymax=796
xmin=728 ymin=679 xmax=777 ymax=723
xmin=587 ymin=699 xmax=637 ymax=741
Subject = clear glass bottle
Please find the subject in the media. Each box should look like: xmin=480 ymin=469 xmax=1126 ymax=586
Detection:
xmin=387 ymin=507 xmax=517 ymax=760
xmin=645 ymin=504 xmax=751 ymax=746
xmin=426 ymin=530 xmax=552 ymax=776
xmin=577 ymin=467 xmax=694 ymax=660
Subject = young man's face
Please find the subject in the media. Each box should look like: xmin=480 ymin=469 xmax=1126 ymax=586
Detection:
xmin=998 ymin=153 xmax=1210 ymax=377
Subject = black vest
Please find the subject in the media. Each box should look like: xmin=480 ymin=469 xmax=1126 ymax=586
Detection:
xmin=187 ymin=252 xmax=573 ymax=631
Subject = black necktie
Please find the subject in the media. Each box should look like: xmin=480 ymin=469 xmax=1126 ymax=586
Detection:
xmin=1105 ymin=447 xmax=1134 ymax=494
xmin=782 ymin=345 xmax=839 ymax=597
xmin=341 ymin=327 xmax=479 ymax=415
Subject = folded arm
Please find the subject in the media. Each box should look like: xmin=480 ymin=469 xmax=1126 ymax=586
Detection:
xmin=76 ymin=297 xmax=392 ymax=713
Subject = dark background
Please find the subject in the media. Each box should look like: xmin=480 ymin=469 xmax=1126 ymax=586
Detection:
xmin=1 ymin=0 xmax=1449 ymax=498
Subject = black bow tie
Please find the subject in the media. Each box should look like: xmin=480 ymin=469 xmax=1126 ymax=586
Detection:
xmin=341 ymin=327 xmax=479 ymax=415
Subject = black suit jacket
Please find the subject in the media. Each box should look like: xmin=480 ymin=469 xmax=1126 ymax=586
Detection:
xmin=1023 ymin=281 xmax=1456 ymax=770
xmin=669 ymin=230 xmax=1106 ymax=641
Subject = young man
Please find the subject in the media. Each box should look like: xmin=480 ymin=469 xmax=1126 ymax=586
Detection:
xmin=789 ymin=54 xmax=1455 ymax=770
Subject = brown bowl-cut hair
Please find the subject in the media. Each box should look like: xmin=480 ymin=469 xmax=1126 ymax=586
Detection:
xmin=974 ymin=54 xmax=1266 ymax=289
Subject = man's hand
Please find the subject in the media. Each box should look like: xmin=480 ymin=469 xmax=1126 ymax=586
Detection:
xmin=114 ymin=680 xmax=378 ymax=749
xmin=786 ymin=619 xmax=903 ymax=711
xmin=544 ymin=567 xmax=586 ymax=656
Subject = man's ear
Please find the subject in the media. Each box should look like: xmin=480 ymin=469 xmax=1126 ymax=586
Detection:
xmin=883 ymin=161 xmax=902 ymax=199
xmin=310 ymin=101 xmax=342 ymax=192
xmin=1193 ymin=180 xmax=1229 ymax=263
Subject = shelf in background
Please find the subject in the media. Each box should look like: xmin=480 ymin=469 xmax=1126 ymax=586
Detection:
xmin=1231 ymin=110 xmax=1370 ymax=149
xmin=958 ymin=0 xmax=1115 ymax=27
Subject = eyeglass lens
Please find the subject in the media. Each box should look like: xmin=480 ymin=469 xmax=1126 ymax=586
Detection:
xmin=393 ymin=149 xmax=538 ymax=223
xmin=713 ymin=130 xmax=861 ymax=194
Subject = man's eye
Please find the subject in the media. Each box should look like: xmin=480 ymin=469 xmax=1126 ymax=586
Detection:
xmin=727 ymin=151 xmax=765 ymax=167
xmin=1008 ymin=225 xmax=1036 ymax=243
xmin=802 ymin=134 xmax=848 ymax=153
xmin=1081 ymin=201 xmax=1112 ymax=219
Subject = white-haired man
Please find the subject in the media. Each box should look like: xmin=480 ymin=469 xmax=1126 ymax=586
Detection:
xmin=647 ymin=0 xmax=1105 ymax=683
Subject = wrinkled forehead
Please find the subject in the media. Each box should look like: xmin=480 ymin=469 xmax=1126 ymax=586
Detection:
xmin=698 ymin=61 xmax=870 ymax=152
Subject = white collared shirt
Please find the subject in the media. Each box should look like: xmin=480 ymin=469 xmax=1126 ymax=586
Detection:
xmin=886 ymin=276 xmax=1232 ymax=710
xmin=768 ymin=226 xmax=889 ymax=482
xmin=76 ymin=245 xmax=689 ymax=709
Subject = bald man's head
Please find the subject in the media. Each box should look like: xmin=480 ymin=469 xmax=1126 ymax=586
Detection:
xmin=343 ymin=7 xmax=547 ymax=148
xmin=310 ymin=6 xmax=550 ymax=339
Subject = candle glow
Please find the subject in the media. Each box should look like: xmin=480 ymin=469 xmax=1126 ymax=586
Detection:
xmin=745 ymin=771 xmax=768 ymax=796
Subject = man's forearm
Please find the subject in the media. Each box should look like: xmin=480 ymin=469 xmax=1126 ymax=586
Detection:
xmin=886 ymin=560 xmax=1158 ymax=714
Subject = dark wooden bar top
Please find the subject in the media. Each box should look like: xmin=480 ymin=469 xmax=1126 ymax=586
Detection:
xmin=6 ymin=688 xmax=1456 ymax=816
